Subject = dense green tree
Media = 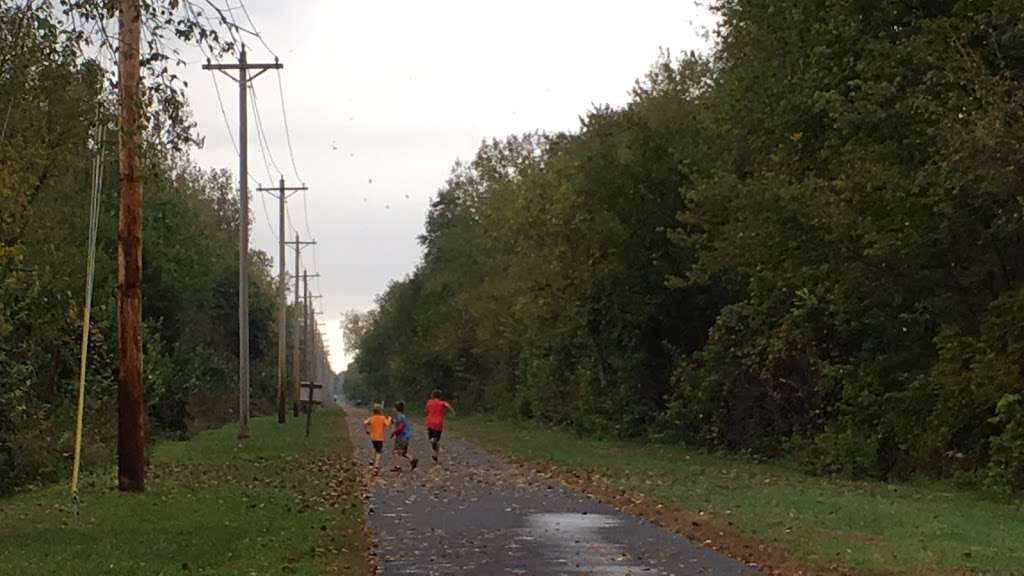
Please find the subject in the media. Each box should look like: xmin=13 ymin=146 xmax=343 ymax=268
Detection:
xmin=346 ymin=0 xmax=1024 ymax=490
xmin=0 ymin=6 xmax=281 ymax=493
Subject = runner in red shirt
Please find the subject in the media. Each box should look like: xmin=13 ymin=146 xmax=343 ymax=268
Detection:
xmin=425 ymin=389 xmax=455 ymax=463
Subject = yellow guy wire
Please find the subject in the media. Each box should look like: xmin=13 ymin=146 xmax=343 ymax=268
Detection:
xmin=71 ymin=108 xmax=106 ymax=509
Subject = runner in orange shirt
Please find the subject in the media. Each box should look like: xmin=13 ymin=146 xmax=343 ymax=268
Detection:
xmin=364 ymin=403 xmax=392 ymax=471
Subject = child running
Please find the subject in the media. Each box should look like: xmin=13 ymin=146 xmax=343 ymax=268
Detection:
xmin=425 ymin=390 xmax=455 ymax=463
xmin=363 ymin=403 xmax=391 ymax=471
xmin=390 ymin=402 xmax=419 ymax=472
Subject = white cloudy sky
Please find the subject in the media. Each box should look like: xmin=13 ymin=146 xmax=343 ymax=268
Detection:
xmin=176 ymin=0 xmax=717 ymax=369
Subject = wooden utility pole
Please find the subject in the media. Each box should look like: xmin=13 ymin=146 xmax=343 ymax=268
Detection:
xmin=117 ymin=0 xmax=145 ymax=493
xmin=311 ymin=312 xmax=324 ymax=404
xmin=276 ymin=180 xmax=286 ymax=423
xmin=308 ymin=298 xmax=323 ymax=400
xmin=315 ymin=323 xmax=329 ymax=396
xmin=300 ymin=278 xmax=324 ymax=438
xmin=285 ymin=235 xmax=315 ymax=416
xmin=257 ymin=179 xmax=306 ymax=423
xmin=304 ymin=289 xmax=322 ymax=405
xmin=303 ymin=270 xmax=311 ymax=408
xmin=301 ymin=281 xmax=321 ymax=408
xmin=294 ymin=239 xmax=301 ymax=416
xmin=203 ymin=50 xmax=282 ymax=439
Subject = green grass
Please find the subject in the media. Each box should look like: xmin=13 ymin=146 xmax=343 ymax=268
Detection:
xmin=448 ymin=415 xmax=1024 ymax=575
xmin=0 ymin=409 xmax=370 ymax=575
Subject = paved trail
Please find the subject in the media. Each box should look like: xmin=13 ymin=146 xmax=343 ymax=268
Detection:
xmin=346 ymin=408 xmax=760 ymax=576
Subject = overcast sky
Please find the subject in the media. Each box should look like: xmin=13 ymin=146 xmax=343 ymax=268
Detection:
xmin=178 ymin=0 xmax=717 ymax=369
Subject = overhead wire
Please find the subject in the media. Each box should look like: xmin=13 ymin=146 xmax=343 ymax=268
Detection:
xmin=209 ymin=64 xmax=264 ymax=189
xmin=301 ymin=187 xmax=313 ymax=239
xmin=191 ymin=1 xmax=281 ymax=245
xmin=196 ymin=0 xmax=243 ymax=49
xmin=233 ymin=0 xmax=313 ymax=249
xmin=258 ymin=192 xmax=278 ymax=241
xmin=196 ymin=1 xmax=318 ymax=263
xmin=187 ymin=0 xmax=266 ymax=191
xmin=275 ymin=70 xmax=303 ymax=184
xmin=249 ymin=84 xmax=283 ymax=177
xmin=248 ymin=86 xmax=280 ymax=241
xmin=237 ymin=1 xmax=278 ymax=60
xmin=229 ymin=0 xmax=313 ymax=242
xmin=311 ymin=242 xmax=322 ymax=299
xmin=286 ymin=205 xmax=298 ymax=235
xmin=209 ymin=71 xmax=238 ymax=154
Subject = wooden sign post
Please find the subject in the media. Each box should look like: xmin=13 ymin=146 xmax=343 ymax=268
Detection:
xmin=300 ymin=382 xmax=322 ymax=438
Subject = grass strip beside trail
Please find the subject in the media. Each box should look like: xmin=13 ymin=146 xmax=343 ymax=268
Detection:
xmin=0 ymin=410 xmax=370 ymax=576
xmin=447 ymin=415 xmax=1024 ymax=576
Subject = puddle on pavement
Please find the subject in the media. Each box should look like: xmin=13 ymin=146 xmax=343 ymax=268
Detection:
xmin=525 ymin=512 xmax=657 ymax=575
xmin=530 ymin=512 xmax=623 ymax=531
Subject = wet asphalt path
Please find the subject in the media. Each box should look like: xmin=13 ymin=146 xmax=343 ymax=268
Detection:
xmin=345 ymin=408 xmax=760 ymax=576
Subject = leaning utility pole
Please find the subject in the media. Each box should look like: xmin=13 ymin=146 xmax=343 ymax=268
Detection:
xmin=117 ymin=0 xmax=145 ymax=492
xmin=257 ymin=178 xmax=307 ymax=423
xmin=285 ymin=234 xmax=315 ymax=416
xmin=203 ymin=49 xmax=282 ymax=439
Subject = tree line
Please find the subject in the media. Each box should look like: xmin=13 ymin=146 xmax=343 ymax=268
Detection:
xmin=345 ymin=0 xmax=1024 ymax=491
xmin=0 ymin=7 xmax=287 ymax=494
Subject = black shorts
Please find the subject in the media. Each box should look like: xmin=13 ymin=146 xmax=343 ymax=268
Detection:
xmin=427 ymin=428 xmax=442 ymax=442
xmin=394 ymin=438 xmax=409 ymax=455
xmin=371 ymin=440 xmax=383 ymax=454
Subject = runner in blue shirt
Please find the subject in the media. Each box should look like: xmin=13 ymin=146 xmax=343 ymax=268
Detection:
xmin=390 ymin=401 xmax=419 ymax=472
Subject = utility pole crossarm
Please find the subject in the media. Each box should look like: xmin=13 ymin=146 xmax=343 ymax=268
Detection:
xmin=202 ymin=61 xmax=282 ymax=72
xmin=256 ymin=185 xmax=308 ymax=194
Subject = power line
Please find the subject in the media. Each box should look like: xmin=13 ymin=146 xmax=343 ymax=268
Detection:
xmin=258 ymin=183 xmax=278 ymax=241
xmin=275 ymin=70 xmax=303 ymax=184
xmin=221 ymin=1 xmax=313 ymax=250
xmin=301 ymin=188 xmax=313 ymax=239
xmin=245 ymin=87 xmax=280 ymax=242
xmin=311 ymin=243 xmax=321 ymax=289
xmin=248 ymin=85 xmax=276 ymax=182
xmin=209 ymin=71 xmax=238 ymax=152
xmin=286 ymin=205 xmax=298 ymax=235
xmin=210 ymin=71 xmax=264 ymax=188
xmin=192 ymin=0 xmax=251 ymax=48
xmin=249 ymin=84 xmax=283 ymax=177
xmin=195 ymin=3 xmax=308 ymax=262
xmin=186 ymin=1 xmax=264 ymax=193
xmin=237 ymin=1 xmax=278 ymax=59
xmin=223 ymin=0 xmax=310 ymax=239
xmin=83 ymin=10 xmax=117 ymax=68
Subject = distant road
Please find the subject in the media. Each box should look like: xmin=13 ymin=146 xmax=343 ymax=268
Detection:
xmin=345 ymin=407 xmax=760 ymax=575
